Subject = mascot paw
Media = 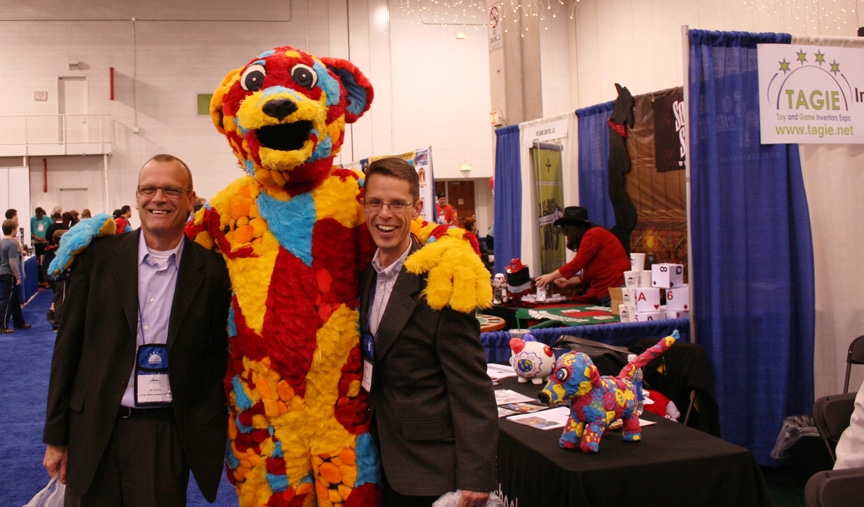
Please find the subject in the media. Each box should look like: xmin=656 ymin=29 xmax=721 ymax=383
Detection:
xmin=48 ymin=213 xmax=117 ymax=275
xmin=404 ymin=228 xmax=492 ymax=312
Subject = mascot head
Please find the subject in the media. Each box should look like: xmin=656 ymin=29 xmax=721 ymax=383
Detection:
xmin=211 ymin=45 xmax=374 ymax=194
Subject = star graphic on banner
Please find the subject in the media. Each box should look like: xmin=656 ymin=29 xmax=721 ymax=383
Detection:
xmin=796 ymin=49 xmax=807 ymax=64
xmin=830 ymin=60 xmax=841 ymax=74
xmin=814 ymin=50 xmax=826 ymax=66
xmin=778 ymin=58 xmax=791 ymax=73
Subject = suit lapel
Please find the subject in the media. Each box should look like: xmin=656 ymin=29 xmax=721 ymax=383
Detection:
xmin=168 ymin=237 xmax=205 ymax=349
xmin=112 ymin=232 xmax=141 ymax=339
xmin=373 ymin=242 xmax=423 ymax=360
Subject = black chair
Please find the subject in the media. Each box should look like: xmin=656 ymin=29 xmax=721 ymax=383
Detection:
xmin=628 ymin=337 xmax=721 ymax=436
xmin=812 ymin=393 xmax=856 ymax=462
xmin=843 ymin=335 xmax=864 ymax=393
xmin=805 ymin=467 xmax=864 ymax=507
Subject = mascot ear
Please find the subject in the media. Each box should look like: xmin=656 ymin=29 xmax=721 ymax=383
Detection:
xmin=210 ymin=67 xmax=242 ymax=134
xmin=588 ymin=364 xmax=602 ymax=386
xmin=321 ymin=57 xmax=374 ymax=124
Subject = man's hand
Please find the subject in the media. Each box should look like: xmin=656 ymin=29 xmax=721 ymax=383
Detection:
xmin=15 ymin=278 xmax=21 ymax=286
xmin=43 ymin=444 xmax=68 ymax=483
xmin=459 ymin=490 xmax=490 ymax=507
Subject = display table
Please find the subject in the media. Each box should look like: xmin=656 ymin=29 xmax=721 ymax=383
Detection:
xmin=495 ymin=377 xmax=771 ymax=506
xmin=481 ymin=317 xmax=690 ymax=364
xmin=476 ymin=314 xmax=506 ymax=333
xmin=19 ymin=255 xmax=39 ymax=302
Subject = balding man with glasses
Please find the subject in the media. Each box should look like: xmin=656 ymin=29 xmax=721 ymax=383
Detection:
xmin=42 ymin=154 xmax=232 ymax=506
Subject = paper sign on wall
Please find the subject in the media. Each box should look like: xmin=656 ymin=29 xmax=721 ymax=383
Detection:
xmin=757 ymin=44 xmax=864 ymax=144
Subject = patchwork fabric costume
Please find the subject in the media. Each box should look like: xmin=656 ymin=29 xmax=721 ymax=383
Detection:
xmin=189 ymin=46 xmax=491 ymax=507
xmin=49 ymin=46 xmax=491 ymax=507
xmin=539 ymin=331 xmax=678 ymax=453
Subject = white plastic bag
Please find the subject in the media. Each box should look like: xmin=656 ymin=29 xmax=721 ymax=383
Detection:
xmin=433 ymin=490 xmax=506 ymax=507
xmin=22 ymin=474 xmax=65 ymax=507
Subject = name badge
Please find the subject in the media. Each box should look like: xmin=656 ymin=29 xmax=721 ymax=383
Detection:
xmin=361 ymin=331 xmax=375 ymax=393
xmin=135 ymin=344 xmax=172 ymax=406
xmin=38 ymin=223 xmax=45 ymax=232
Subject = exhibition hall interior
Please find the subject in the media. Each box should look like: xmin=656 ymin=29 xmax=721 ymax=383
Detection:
xmin=2 ymin=1 xmax=864 ymax=506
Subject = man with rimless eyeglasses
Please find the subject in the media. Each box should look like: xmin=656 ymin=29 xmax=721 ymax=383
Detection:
xmin=42 ymin=154 xmax=232 ymax=506
xmin=359 ymin=157 xmax=498 ymax=507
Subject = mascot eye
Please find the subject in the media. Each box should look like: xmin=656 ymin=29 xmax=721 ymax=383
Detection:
xmin=241 ymin=64 xmax=267 ymax=92
xmin=291 ymin=64 xmax=317 ymax=88
xmin=556 ymin=368 xmax=570 ymax=382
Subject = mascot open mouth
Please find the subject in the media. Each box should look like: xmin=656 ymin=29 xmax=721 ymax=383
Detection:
xmin=256 ymin=121 xmax=312 ymax=152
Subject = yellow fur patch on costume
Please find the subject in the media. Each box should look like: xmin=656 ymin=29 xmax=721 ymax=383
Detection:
xmin=312 ymin=171 xmax=364 ymax=228
xmin=404 ymin=233 xmax=493 ymax=312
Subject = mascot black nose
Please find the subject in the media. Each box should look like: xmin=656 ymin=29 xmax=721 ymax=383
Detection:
xmin=538 ymin=391 xmax=551 ymax=404
xmin=263 ymin=98 xmax=298 ymax=121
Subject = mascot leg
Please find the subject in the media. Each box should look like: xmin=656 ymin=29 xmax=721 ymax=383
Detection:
xmin=621 ymin=416 xmax=642 ymax=442
xmin=580 ymin=421 xmax=605 ymax=453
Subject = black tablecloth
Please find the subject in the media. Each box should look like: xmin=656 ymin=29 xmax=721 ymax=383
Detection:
xmin=496 ymin=377 xmax=771 ymax=507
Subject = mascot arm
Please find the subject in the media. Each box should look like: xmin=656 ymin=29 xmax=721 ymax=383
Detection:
xmin=405 ymin=218 xmax=492 ymax=313
xmin=47 ymin=213 xmax=117 ymax=276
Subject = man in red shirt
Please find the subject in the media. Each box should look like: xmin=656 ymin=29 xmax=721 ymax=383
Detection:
xmin=534 ymin=206 xmax=630 ymax=307
xmin=435 ymin=193 xmax=458 ymax=225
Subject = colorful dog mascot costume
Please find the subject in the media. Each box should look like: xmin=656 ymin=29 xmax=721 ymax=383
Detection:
xmin=538 ymin=331 xmax=678 ymax=453
xmin=50 ymin=45 xmax=491 ymax=507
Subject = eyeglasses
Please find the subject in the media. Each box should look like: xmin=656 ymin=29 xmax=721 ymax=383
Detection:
xmin=137 ymin=185 xmax=190 ymax=198
xmin=362 ymin=199 xmax=416 ymax=213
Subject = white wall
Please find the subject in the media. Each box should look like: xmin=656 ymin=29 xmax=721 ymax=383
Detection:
xmin=0 ymin=0 xmax=496 ymax=231
xmin=567 ymin=0 xmax=863 ymax=108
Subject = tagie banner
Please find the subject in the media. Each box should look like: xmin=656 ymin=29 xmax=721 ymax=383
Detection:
xmin=757 ymin=44 xmax=864 ymax=144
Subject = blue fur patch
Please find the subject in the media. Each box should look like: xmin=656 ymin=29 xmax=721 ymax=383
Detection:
xmin=355 ymin=433 xmax=382 ymax=486
xmin=256 ymin=191 xmax=315 ymax=266
xmin=315 ymin=61 xmax=341 ymax=107
xmin=47 ymin=213 xmax=113 ymax=275
xmin=232 ymin=375 xmax=254 ymax=411
xmin=266 ymin=472 xmax=289 ymax=493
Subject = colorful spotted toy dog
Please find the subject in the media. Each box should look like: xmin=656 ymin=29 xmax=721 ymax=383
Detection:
xmin=538 ymin=331 xmax=678 ymax=453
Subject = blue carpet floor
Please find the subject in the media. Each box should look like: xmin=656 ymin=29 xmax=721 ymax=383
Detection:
xmin=0 ymin=289 xmax=238 ymax=506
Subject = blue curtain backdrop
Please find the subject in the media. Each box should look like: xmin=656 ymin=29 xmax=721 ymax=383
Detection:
xmin=688 ymin=29 xmax=814 ymax=465
xmin=493 ymin=125 xmax=522 ymax=274
xmin=575 ymin=102 xmax=616 ymax=227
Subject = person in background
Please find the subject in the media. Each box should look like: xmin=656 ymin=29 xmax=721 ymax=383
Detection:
xmin=45 ymin=212 xmax=72 ymax=247
xmin=32 ymin=207 xmax=54 ymax=287
xmin=462 ymin=217 xmax=492 ymax=274
xmin=68 ymin=210 xmax=80 ymax=226
xmin=114 ymin=206 xmax=132 ymax=233
xmin=42 ymin=154 xmax=232 ymax=506
xmin=435 ymin=192 xmax=458 ymax=226
xmin=1 ymin=219 xmax=31 ymax=333
xmin=43 ymin=229 xmax=68 ymax=331
xmin=80 ymin=209 xmax=92 ymax=220
xmin=534 ymin=206 xmax=631 ymax=307
xmin=5 ymin=209 xmax=27 ymax=256
xmin=360 ymin=157 xmax=498 ymax=507
xmin=834 ymin=377 xmax=864 ymax=470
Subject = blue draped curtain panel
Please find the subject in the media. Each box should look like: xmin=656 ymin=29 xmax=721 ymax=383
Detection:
xmin=575 ymin=101 xmax=616 ymax=228
xmin=688 ymin=29 xmax=815 ymax=465
xmin=493 ymin=125 xmax=522 ymax=274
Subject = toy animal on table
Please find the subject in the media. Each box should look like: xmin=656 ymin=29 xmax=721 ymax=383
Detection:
xmin=538 ymin=331 xmax=678 ymax=453
xmin=508 ymin=335 xmax=555 ymax=384
xmin=50 ymin=45 xmax=491 ymax=507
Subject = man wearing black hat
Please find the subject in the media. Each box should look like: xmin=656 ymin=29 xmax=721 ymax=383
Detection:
xmin=534 ymin=206 xmax=631 ymax=307
xmin=435 ymin=193 xmax=457 ymax=226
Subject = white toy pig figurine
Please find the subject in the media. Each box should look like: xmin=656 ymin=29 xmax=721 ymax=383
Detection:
xmin=509 ymin=336 xmax=555 ymax=384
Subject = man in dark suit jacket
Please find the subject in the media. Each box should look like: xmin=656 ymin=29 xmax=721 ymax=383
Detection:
xmin=359 ymin=157 xmax=498 ymax=507
xmin=42 ymin=154 xmax=231 ymax=506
